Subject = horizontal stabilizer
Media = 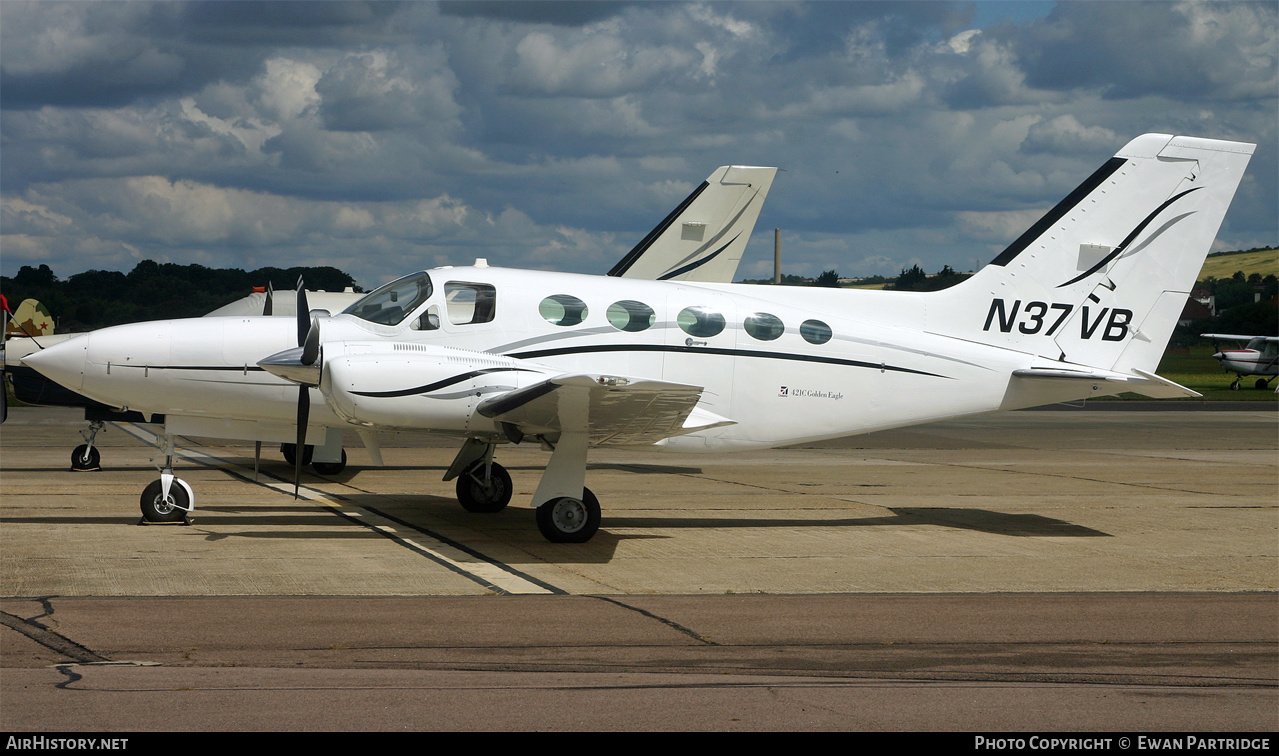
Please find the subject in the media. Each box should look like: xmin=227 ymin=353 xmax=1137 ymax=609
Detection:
xmin=477 ymin=372 xmax=733 ymax=446
xmin=1011 ymin=366 xmax=1200 ymax=399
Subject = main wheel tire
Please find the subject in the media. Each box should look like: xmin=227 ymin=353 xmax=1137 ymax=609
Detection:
xmin=535 ymin=488 xmax=601 ymax=543
xmin=281 ymin=443 xmax=315 ymax=466
xmin=140 ymin=479 xmax=189 ymax=523
xmin=456 ymin=461 xmax=513 ymax=513
xmin=1256 ymin=378 xmax=1270 ymax=390
xmin=312 ymin=449 xmax=348 ymax=476
xmin=70 ymin=444 xmax=101 ymax=471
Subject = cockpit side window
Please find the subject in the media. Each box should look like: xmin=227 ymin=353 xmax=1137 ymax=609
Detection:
xmin=344 ymin=272 xmax=433 ymax=326
xmin=445 ymin=282 xmax=497 ymax=325
xmin=411 ymin=305 xmax=441 ymax=331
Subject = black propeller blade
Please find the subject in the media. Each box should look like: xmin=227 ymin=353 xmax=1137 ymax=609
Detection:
xmin=301 ymin=317 xmax=320 ymax=367
xmin=262 ymin=281 xmax=274 ymax=316
xmin=293 ymin=278 xmax=309 ymax=498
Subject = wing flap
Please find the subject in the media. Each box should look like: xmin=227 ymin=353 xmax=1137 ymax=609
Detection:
xmin=476 ymin=373 xmax=734 ymax=446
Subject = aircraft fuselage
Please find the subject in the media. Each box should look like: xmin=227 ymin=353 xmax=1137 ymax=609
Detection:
xmin=25 ymin=265 xmax=1067 ymax=451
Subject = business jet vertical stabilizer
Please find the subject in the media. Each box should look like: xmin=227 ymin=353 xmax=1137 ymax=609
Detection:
xmin=609 ymin=165 xmax=777 ymax=283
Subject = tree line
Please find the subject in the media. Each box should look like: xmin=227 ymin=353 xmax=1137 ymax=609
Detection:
xmin=2 ymin=261 xmax=361 ymax=332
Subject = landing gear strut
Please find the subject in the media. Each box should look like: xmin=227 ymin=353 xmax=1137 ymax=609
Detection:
xmin=70 ymin=421 xmax=105 ymax=471
xmin=528 ymin=418 xmax=601 ymax=543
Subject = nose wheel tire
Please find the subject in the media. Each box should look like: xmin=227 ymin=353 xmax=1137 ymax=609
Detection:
xmin=70 ymin=444 xmax=101 ymax=471
xmin=456 ymin=461 xmax=513 ymax=513
xmin=140 ymin=479 xmax=190 ymax=523
xmin=536 ymin=488 xmax=601 ymax=543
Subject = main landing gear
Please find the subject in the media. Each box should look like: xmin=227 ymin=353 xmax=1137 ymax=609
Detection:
xmin=535 ymin=489 xmax=601 ymax=544
xmin=1230 ymin=376 xmax=1275 ymax=390
xmin=139 ymin=434 xmax=193 ymax=524
xmin=444 ymin=433 xmax=602 ymax=543
xmin=456 ymin=459 xmax=513 ymax=513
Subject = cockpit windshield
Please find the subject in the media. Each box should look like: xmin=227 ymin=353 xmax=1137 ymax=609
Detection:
xmin=343 ymin=272 xmax=433 ymax=326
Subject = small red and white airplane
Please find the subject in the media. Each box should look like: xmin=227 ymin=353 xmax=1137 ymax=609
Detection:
xmin=1201 ymin=333 xmax=1279 ymax=390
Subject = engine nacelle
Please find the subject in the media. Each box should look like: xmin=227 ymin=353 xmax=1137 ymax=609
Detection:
xmin=320 ymin=343 xmax=552 ymax=432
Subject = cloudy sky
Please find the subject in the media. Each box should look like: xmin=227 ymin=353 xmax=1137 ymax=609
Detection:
xmin=2 ymin=1 xmax=1275 ymax=290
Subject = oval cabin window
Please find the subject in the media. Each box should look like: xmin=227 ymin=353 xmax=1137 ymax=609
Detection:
xmin=677 ymin=306 xmax=726 ymax=338
xmin=606 ymin=300 xmax=655 ymax=332
xmin=800 ymin=319 xmax=832 ymax=345
xmin=744 ymin=312 xmax=785 ymax=341
xmin=539 ymin=294 xmax=589 ymax=326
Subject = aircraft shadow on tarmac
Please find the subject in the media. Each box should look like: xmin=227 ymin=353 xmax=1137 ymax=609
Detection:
xmin=1 ymin=501 xmax=1109 ymax=540
xmin=601 ymin=508 xmax=1111 ymax=538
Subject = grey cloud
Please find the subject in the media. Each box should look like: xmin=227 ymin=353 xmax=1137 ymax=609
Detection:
xmin=1012 ymin=1 xmax=1278 ymax=101
xmin=1 ymin=1 xmax=1272 ymax=286
xmin=0 ymin=1 xmax=403 ymax=110
xmin=438 ymin=1 xmax=629 ymax=26
xmin=317 ymin=48 xmax=462 ymax=132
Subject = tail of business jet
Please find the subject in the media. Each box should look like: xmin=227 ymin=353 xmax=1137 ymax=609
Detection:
xmin=929 ymin=134 xmax=1254 ymax=398
xmin=609 ymin=165 xmax=777 ymax=282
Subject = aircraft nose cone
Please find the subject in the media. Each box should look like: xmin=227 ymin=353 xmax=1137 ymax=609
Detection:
xmin=21 ymin=334 xmax=89 ymax=393
xmin=1212 ymin=352 xmax=1224 ymax=360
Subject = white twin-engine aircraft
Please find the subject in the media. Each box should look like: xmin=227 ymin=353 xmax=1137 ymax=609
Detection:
xmin=24 ymin=134 xmax=1254 ymax=543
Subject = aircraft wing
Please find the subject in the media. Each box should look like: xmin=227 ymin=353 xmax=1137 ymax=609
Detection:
xmin=476 ymin=373 xmax=734 ymax=446
xmin=204 ymin=290 xmax=363 ymax=318
xmin=1200 ymin=333 xmax=1279 ymax=342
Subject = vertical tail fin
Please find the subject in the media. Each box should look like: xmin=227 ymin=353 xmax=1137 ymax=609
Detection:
xmin=933 ymin=134 xmax=1254 ymax=375
xmin=609 ymin=165 xmax=778 ymax=283
xmin=5 ymin=299 xmax=56 ymax=338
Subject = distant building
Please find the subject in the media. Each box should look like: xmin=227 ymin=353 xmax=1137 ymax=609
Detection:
xmin=1180 ymin=295 xmax=1214 ymax=326
xmin=1191 ymin=289 xmax=1216 ymax=316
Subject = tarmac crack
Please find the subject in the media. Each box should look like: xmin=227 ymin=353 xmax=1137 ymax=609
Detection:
xmin=1 ymin=608 xmax=110 ymax=665
xmin=590 ymin=596 xmax=720 ymax=646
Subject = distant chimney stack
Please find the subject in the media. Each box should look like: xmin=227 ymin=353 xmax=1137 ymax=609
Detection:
xmin=773 ymin=228 xmax=781 ymax=284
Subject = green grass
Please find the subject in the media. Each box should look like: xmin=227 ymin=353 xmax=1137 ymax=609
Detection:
xmin=1198 ymin=248 xmax=1278 ymax=280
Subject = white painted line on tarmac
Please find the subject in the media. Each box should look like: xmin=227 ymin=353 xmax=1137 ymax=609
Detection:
xmin=112 ymin=423 xmax=561 ymax=595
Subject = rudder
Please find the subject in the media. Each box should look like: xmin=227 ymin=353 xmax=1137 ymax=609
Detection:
xmin=933 ymin=134 xmax=1255 ymax=376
